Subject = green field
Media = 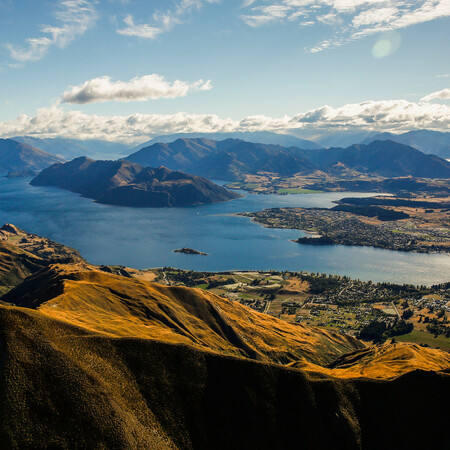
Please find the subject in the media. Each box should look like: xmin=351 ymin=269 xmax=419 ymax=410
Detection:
xmin=277 ymin=188 xmax=324 ymax=194
xmin=395 ymin=330 xmax=450 ymax=351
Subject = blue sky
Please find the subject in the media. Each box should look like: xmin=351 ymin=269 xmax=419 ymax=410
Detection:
xmin=0 ymin=0 xmax=449 ymax=142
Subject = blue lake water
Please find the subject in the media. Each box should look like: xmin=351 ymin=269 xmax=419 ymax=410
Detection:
xmin=0 ymin=177 xmax=448 ymax=285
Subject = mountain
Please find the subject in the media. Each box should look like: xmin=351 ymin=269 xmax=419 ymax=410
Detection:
xmin=127 ymin=137 xmax=450 ymax=180
xmin=130 ymin=131 xmax=322 ymax=153
xmin=126 ymin=138 xmax=317 ymax=180
xmin=0 ymin=223 xmax=84 ymax=295
xmin=0 ymin=138 xmax=63 ymax=174
xmin=30 ymin=157 xmax=241 ymax=207
xmin=3 ymin=264 xmax=363 ymax=365
xmin=13 ymin=136 xmax=130 ymax=160
xmin=361 ymin=130 xmax=450 ymax=159
xmin=0 ymin=233 xmax=448 ymax=448
xmin=304 ymin=140 xmax=450 ymax=178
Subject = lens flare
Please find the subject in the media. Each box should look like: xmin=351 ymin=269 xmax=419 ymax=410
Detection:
xmin=372 ymin=32 xmax=401 ymax=58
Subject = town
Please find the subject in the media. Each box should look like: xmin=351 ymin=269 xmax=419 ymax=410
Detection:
xmin=135 ymin=268 xmax=450 ymax=351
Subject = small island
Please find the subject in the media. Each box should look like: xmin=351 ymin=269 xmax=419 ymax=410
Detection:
xmin=174 ymin=247 xmax=207 ymax=256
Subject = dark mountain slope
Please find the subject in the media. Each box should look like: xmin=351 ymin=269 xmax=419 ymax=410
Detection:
xmin=127 ymin=138 xmax=317 ymax=180
xmin=0 ymin=304 xmax=448 ymax=449
xmin=0 ymin=138 xmax=63 ymax=174
xmin=127 ymin=138 xmax=450 ymax=180
xmin=305 ymin=140 xmax=450 ymax=178
xmin=125 ymin=138 xmax=218 ymax=174
xmin=30 ymin=157 xmax=240 ymax=207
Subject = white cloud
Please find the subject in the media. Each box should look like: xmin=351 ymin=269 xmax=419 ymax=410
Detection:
xmin=117 ymin=0 xmax=220 ymax=40
xmin=61 ymin=75 xmax=213 ymax=104
xmin=1 ymin=92 xmax=449 ymax=143
xmin=421 ymin=88 xmax=450 ymax=102
xmin=116 ymin=15 xmax=162 ymax=39
xmin=5 ymin=0 xmax=97 ymax=63
xmin=241 ymin=1 xmax=450 ymax=52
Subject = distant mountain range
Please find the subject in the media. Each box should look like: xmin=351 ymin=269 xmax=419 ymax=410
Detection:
xmin=31 ymin=157 xmax=241 ymax=207
xmin=13 ymin=136 xmax=130 ymax=160
xmin=361 ymin=130 xmax=450 ymax=159
xmin=126 ymin=137 xmax=450 ymax=180
xmin=303 ymin=140 xmax=450 ymax=178
xmin=127 ymin=138 xmax=318 ymax=180
xmin=130 ymin=131 xmax=323 ymax=153
xmin=0 ymin=138 xmax=63 ymax=175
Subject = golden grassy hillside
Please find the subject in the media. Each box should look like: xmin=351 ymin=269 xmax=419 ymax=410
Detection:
xmin=0 ymin=228 xmax=449 ymax=448
xmin=0 ymin=223 xmax=84 ymax=295
xmin=0 ymin=303 xmax=448 ymax=449
xmin=290 ymin=342 xmax=450 ymax=379
xmin=3 ymin=264 xmax=364 ymax=366
xmin=0 ymin=240 xmax=45 ymax=295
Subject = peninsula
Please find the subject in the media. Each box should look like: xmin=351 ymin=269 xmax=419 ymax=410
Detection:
xmin=30 ymin=157 xmax=241 ymax=207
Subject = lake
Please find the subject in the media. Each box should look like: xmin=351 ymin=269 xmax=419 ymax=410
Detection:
xmin=0 ymin=177 xmax=448 ymax=285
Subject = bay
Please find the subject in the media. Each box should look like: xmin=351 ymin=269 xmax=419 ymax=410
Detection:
xmin=0 ymin=177 xmax=448 ymax=285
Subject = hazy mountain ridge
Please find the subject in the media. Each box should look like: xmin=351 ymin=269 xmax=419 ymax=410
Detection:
xmin=30 ymin=157 xmax=241 ymax=207
xmin=362 ymin=130 xmax=450 ymax=159
xmin=130 ymin=131 xmax=323 ymax=153
xmin=0 ymin=139 xmax=63 ymax=174
xmin=303 ymin=140 xmax=450 ymax=178
xmin=126 ymin=137 xmax=450 ymax=180
xmin=13 ymin=136 xmax=130 ymax=160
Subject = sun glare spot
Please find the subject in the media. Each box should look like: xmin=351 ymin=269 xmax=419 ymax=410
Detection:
xmin=372 ymin=32 xmax=401 ymax=58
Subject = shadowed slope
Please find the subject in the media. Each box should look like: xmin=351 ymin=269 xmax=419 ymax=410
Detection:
xmin=31 ymin=157 xmax=241 ymax=207
xmin=3 ymin=264 xmax=363 ymax=365
xmin=0 ymin=304 xmax=448 ymax=450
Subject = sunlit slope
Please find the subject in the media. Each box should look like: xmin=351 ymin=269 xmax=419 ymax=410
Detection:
xmin=0 ymin=224 xmax=84 ymax=295
xmin=291 ymin=342 xmax=450 ymax=379
xmin=0 ymin=305 xmax=175 ymax=449
xmin=0 ymin=241 xmax=44 ymax=295
xmin=3 ymin=264 xmax=363 ymax=365
xmin=0 ymin=304 xmax=448 ymax=449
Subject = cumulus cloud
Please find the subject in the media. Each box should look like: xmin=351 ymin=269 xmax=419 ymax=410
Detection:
xmin=5 ymin=0 xmax=97 ymax=63
xmin=117 ymin=0 xmax=220 ymax=40
xmin=61 ymin=75 xmax=213 ymax=104
xmin=241 ymin=1 xmax=450 ymax=52
xmin=1 ymin=92 xmax=449 ymax=143
xmin=421 ymin=88 xmax=450 ymax=102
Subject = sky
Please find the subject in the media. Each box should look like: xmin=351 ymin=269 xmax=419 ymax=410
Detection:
xmin=0 ymin=0 xmax=449 ymax=143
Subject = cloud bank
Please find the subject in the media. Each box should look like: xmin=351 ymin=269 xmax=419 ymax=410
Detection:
xmin=241 ymin=1 xmax=450 ymax=52
xmin=5 ymin=0 xmax=97 ymax=63
xmin=1 ymin=93 xmax=449 ymax=143
xmin=61 ymin=75 xmax=213 ymax=104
